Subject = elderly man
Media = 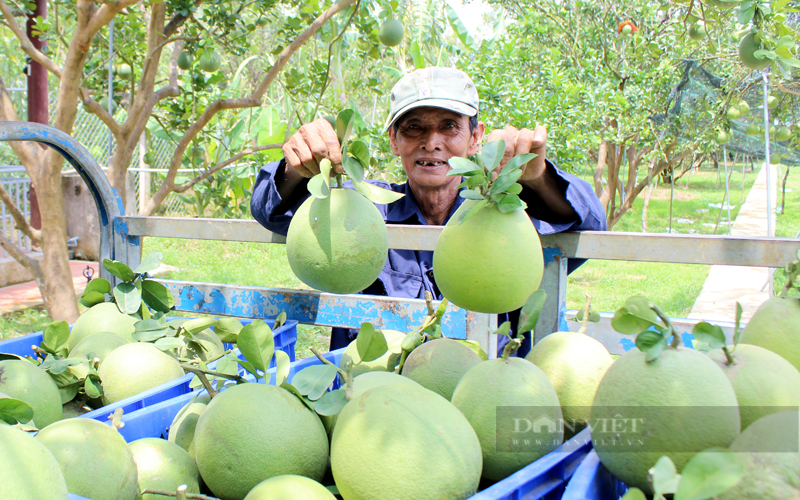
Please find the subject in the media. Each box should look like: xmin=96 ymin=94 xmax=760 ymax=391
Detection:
xmin=251 ymin=67 xmax=605 ymax=355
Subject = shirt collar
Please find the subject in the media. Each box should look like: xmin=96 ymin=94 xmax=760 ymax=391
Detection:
xmin=385 ymin=181 xmax=467 ymax=226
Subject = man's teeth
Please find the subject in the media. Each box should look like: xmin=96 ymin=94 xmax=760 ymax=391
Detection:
xmin=417 ymin=161 xmax=446 ymax=166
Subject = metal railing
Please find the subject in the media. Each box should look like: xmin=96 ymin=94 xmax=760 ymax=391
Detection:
xmin=0 ymin=175 xmax=32 ymax=259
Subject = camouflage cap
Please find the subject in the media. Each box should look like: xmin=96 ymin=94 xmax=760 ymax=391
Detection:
xmin=385 ymin=67 xmax=480 ymax=130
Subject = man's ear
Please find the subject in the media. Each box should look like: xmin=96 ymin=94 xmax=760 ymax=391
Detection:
xmin=388 ymin=127 xmax=400 ymax=155
xmin=468 ymin=121 xmax=485 ymax=156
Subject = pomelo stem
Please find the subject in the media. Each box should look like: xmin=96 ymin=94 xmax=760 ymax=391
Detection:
xmin=651 ymin=304 xmax=682 ymax=348
xmin=722 ymin=346 xmax=736 ymax=365
xmin=501 ymin=338 xmax=521 ymax=361
xmin=310 ymin=347 xmax=352 ymax=399
xmin=335 ymin=173 xmax=344 ymax=187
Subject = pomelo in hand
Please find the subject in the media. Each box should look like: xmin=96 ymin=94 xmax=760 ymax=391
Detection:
xmin=331 ymin=383 xmax=481 ymax=499
xmin=244 ymin=475 xmax=335 ymax=500
xmin=36 ymin=418 xmax=139 ymax=500
xmin=98 ymin=342 xmax=185 ymax=405
xmin=129 ymin=438 xmax=201 ymax=500
xmin=0 ymin=359 xmax=62 ymax=428
xmin=590 ymin=347 xmax=740 ymax=493
xmin=69 ymin=302 xmax=137 ymax=351
xmin=526 ymin=331 xmax=613 ymax=438
xmin=0 ymin=424 xmax=68 ymax=500
xmin=739 ymin=296 xmax=800 ymax=371
xmin=70 ymin=331 xmax=131 ymax=363
xmin=339 ymin=329 xmax=405 ymax=377
xmin=433 ymin=199 xmax=544 ymax=313
xmin=194 ymin=383 xmax=328 ymax=500
xmin=718 ymin=411 xmax=800 ymax=499
xmin=286 ymin=188 xmax=388 ymax=294
xmin=708 ymin=343 xmax=800 ymax=430
xmin=451 ymin=357 xmax=563 ymax=481
xmin=400 ymin=338 xmax=482 ymax=400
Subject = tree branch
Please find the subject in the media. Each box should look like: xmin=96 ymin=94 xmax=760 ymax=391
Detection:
xmin=0 ymin=183 xmax=41 ymax=243
xmin=777 ymin=82 xmax=800 ymax=97
xmin=0 ymin=0 xmax=63 ymax=78
xmin=173 ymin=144 xmax=283 ymax=193
xmin=78 ymin=89 xmax=122 ymax=137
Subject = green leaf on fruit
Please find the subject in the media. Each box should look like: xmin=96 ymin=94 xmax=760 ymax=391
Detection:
xmin=447 ymin=157 xmax=484 ymax=176
xmin=489 ymin=169 xmax=523 ymax=197
xmin=154 ymin=337 xmax=185 ymax=351
xmin=492 ymin=321 xmax=511 ymax=337
xmin=401 ymin=331 xmax=423 ymax=352
xmin=352 ymin=179 xmax=404 ymax=204
xmin=505 ymin=183 xmax=523 ymax=195
xmin=103 ymin=259 xmax=134 ymax=282
xmin=83 ymin=278 xmax=111 ymax=296
xmin=84 ymin=374 xmax=103 ymax=399
xmin=42 ymin=321 xmax=70 ymax=355
xmin=131 ymin=327 xmax=170 ymax=342
xmin=356 ymin=323 xmax=388 ymax=362
xmin=314 ymin=388 xmax=347 ymax=416
xmin=518 ymin=289 xmax=547 ymax=334
xmin=113 ymin=282 xmax=142 ymax=314
xmin=280 ymin=381 xmax=316 ymax=411
xmin=482 ymin=140 xmax=505 ymax=173
xmin=342 ymin=155 xmax=364 ymax=183
xmin=495 ymin=193 xmax=526 ymax=213
xmin=650 ymin=455 xmax=680 ymax=498
xmin=348 ymin=140 xmax=370 ymax=167
xmin=0 ymin=398 xmax=34 ymax=425
xmin=80 ymin=291 xmax=106 ymax=308
xmin=733 ymin=303 xmax=743 ymax=347
xmin=274 ymin=350 xmax=290 ymax=386
xmin=612 ymin=296 xmax=662 ymax=335
xmin=237 ymin=320 xmax=274 ymax=373
xmin=141 ymin=280 xmax=174 ymax=313
xmin=320 ymin=158 xmax=332 ymax=190
xmin=457 ymin=199 xmax=487 ymax=224
xmin=133 ymin=251 xmax=163 ymax=274
xmin=692 ymin=322 xmax=726 ymax=351
xmin=292 ymin=364 xmax=338 ymax=400
xmin=235 ymin=358 xmax=259 ymax=379
xmin=454 ymin=339 xmax=488 ymax=360
xmin=215 ymin=318 xmax=244 ymax=343
xmin=182 ymin=317 xmax=216 ymax=335
xmin=575 ymin=305 xmax=601 ymax=323
xmin=674 ymin=448 xmax=743 ymax=500
xmin=308 ymin=173 xmax=330 ymax=199
xmin=274 ymin=312 xmax=287 ymax=330
xmin=636 ymin=330 xmax=668 ymax=361
xmin=459 ymin=190 xmax=484 ymax=201
xmin=335 ymin=109 xmax=355 ymax=144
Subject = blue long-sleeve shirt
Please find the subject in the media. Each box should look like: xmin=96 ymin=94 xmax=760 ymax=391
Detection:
xmin=251 ymin=158 xmax=606 ymax=354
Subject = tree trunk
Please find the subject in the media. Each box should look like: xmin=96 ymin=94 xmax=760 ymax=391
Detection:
xmin=781 ymin=165 xmax=790 ymax=214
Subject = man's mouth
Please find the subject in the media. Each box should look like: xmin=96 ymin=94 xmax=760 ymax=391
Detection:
xmin=416 ymin=160 xmax=447 ymax=167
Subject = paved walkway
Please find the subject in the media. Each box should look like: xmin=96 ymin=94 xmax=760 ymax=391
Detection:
xmin=688 ymin=163 xmax=777 ymax=323
xmin=0 ymin=261 xmax=98 ymax=315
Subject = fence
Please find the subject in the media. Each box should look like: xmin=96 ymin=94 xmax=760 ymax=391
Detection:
xmin=0 ymin=166 xmax=32 ymax=259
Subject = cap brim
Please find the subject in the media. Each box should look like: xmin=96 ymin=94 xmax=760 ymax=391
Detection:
xmin=385 ymin=99 xmax=478 ymax=130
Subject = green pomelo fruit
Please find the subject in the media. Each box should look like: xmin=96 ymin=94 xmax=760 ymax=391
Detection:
xmin=99 ymin=97 xmax=117 ymax=113
xmin=255 ymin=18 xmax=269 ymax=28
xmin=129 ymin=438 xmax=202 ymax=500
xmin=400 ymin=338 xmax=482 ymax=400
xmin=69 ymin=302 xmax=137 ymax=351
xmin=199 ymin=50 xmax=222 ymax=72
xmin=739 ymin=32 xmax=771 ymax=70
xmin=244 ymin=475 xmax=335 ymax=500
xmin=286 ymin=188 xmax=388 ymax=294
xmin=776 ymin=126 xmax=792 ymax=141
xmin=740 ymin=296 xmax=800 ymax=371
xmin=525 ymin=331 xmax=613 ymax=438
xmin=590 ymin=347 xmax=740 ymax=494
xmin=378 ymin=19 xmax=404 ymax=47
xmin=178 ymin=328 xmax=225 ymax=362
xmin=0 ymin=359 xmax=62 ymax=428
xmin=771 ymin=155 xmax=782 ymax=165
xmin=727 ymin=106 xmax=741 ymax=120
xmin=770 ymin=125 xmax=777 ymax=136
xmin=194 ymin=383 xmax=329 ymax=500
xmin=98 ymin=342 xmax=186 ymax=405
xmin=688 ymin=25 xmax=706 ymax=41
xmin=715 ymin=130 xmax=730 ymax=145
xmin=36 ymin=418 xmax=139 ymax=500
xmin=621 ymin=25 xmax=632 ymax=36
xmin=339 ymin=329 xmax=406 ymax=377
xmin=738 ymin=100 xmax=750 ymax=115
xmin=70 ymin=332 xmax=131 ymax=364
xmin=117 ymin=63 xmax=132 ymax=78
xmin=768 ymin=94 xmax=779 ymax=109
xmin=451 ymin=357 xmax=562 ymax=481
xmin=177 ymin=50 xmax=193 ymax=70
xmin=745 ymin=123 xmax=760 ymax=136
xmin=167 ymin=393 xmax=211 ymax=458
xmin=719 ymin=411 xmax=800 ymax=499
xmin=331 ymin=384 xmax=482 ymax=500
xmin=708 ymin=344 xmax=800 ymax=431
xmin=433 ymin=199 xmax=544 ymax=314
xmin=0 ymin=423 xmax=69 ymax=500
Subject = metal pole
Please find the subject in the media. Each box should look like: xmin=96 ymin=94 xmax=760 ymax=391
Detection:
xmin=723 ymin=147 xmax=731 ymax=235
xmin=761 ymin=70 xmax=774 ymax=297
xmin=108 ymin=19 xmax=114 ymax=162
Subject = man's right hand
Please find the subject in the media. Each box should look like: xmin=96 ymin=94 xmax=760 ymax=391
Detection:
xmin=282 ymin=118 xmax=344 ymax=177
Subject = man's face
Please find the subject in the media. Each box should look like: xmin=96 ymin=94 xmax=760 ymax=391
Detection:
xmin=388 ymin=107 xmax=484 ymax=191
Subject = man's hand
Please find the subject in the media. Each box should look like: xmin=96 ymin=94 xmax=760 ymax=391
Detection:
xmin=282 ymin=118 xmax=344 ymax=177
xmin=486 ymin=125 xmax=547 ymax=184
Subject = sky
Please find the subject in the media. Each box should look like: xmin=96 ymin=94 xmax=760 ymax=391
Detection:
xmin=447 ymin=0 xmax=497 ymax=40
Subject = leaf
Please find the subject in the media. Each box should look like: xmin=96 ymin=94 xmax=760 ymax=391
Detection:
xmin=154 ymin=337 xmax=185 ymax=351
xmin=237 ymin=320 xmax=274 ymax=372
xmin=182 ymin=317 xmax=216 ymax=335
xmin=292 ymin=364 xmax=338 ymax=400
xmin=506 ymin=183 xmax=523 ymax=195
xmin=314 ymin=388 xmax=348 ymax=416
xmin=273 ymin=312 xmax=287 ymax=330
xmin=489 ymin=169 xmax=523 ymax=196
xmin=447 ymin=157 xmax=484 ymax=176
xmin=0 ymin=398 xmax=34 ymax=425
xmin=274 ymin=350 xmax=290 ymax=386
xmin=454 ymin=339 xmax=488 ymax=360
xmin=444 ymin=4 xmax=475 ymax=47
xmin=458 ymin=199 xmax=488 ymax=224
xmin=636 ymin=331 xmax=668 ymax=361
xmin=133 ymin=251 xmax=163 ymax=274
xmin=733 ymin=303 xmax=743 ymax=347
xmin=692 ymin=322 xmax=726 ymax=350
xmin=113 ymin=282 xmax=142 ymax=314
xmin=736 ymin=5 xmax=755 ymax=23
xmin=131 ymin=328 xmax=171 ymax=342
xmin=650 ymin=455 xmax=680 ymax=499
xmin=236 ymin=358 xmax=260 ymax=379
xmin=335 ymin=109 xmax=355 ymax=144
xmin=42 ymin=321 xmax=70 ymax=354
xmin=620 ymin=489 xmax=647 ymax=500
xmin=674 ymin=448 xmax=743 ymax=500
xmin=776 ymin=45 xmax=793 ymax=58
xmin=481 ymin=140 xmax=505 ymax=173
xmin=80 ymin=291 xmax=106 ymax=308
xmin=308 ymin=173 xmax=330 ymax=199
xmin=401 ymin=331 xmax=423 ymax=352
xmin=84 ymin=374 xmax=103 ymax=399
xmin=103 ymin=259 xmax=134 ymax=282
xmin=459 ymin=190 xmax=485 ymax=201
xmin=352 ymin=179 xmax=405 ymax=204
xmin=343 ymin=155 xmax=364 ymax=183
xmin=496 ymin=193 xmax=527 ymax=213
xmin=611 ymin=296 xmax=662 ymax=335
xmin=280 ymin=381 xmax=316 ymax=411
xmin=141 ymin=280 xmax=175 ymax=313
xmin=83 ymin=278 xmax=111 ymax=296
xmin=492 ymin=321 xmax=511 ymax=337
xmin=499 ymin=153 xmax=537 ymax=177
xmin=356 ymin=323 xmax=388 ymax=362
xmin=518 ymin=289 xmax=547 ymax=333
xmin=348 ymin=140 xmax=370 ymax=167
xmin=216 ymin=318 xmax=244 ymax=343
xmin=319 ymin=158 xmax=332 ymax=190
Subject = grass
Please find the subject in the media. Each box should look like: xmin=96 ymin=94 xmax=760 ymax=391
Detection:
xmin=774 ymin=165 xmax=800 ymax=296
xmin=0 ymin=307 xmax=51 ymax=341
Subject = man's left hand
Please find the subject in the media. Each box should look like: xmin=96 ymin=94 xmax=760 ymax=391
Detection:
xmin=486 ymin=125 xmax=547 ymax=184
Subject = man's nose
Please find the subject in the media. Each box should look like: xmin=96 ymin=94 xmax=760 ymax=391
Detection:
xmin=420 ymin=130 xmax=444 ymax=150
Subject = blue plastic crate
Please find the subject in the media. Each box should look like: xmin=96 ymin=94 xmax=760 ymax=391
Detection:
xmin=0 ymin=318 xmax=297 ymax=426
xmin=562 ymin=449 xmax=628 ymax=500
